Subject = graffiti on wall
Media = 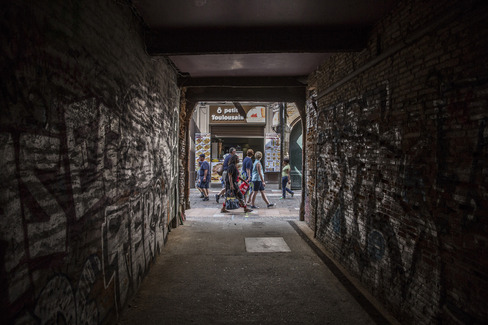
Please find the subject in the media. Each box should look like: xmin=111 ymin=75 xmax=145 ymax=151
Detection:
xmin=311 ymin=82 xmax=442 ymax=321
xmin=427 ymin=71 xmax=488 ymax=229
xmin=101 ymin=180 xmax=165 ymax=315
xmin=0 ymin=92 xmax=177 ymax=323
xmin=34 ymin=255 xmax=102 ymax=325
xmin=0 ymin=2 xmax=181 ymax=323
xmin=310 ymin=70 xmax=488 ymax=321
xmin=304 ymin=94 xmax=318 ymax=227
xmin=426 ymin=72 xmax=488 ymax=320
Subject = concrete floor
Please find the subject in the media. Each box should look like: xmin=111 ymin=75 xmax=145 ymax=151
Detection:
xmin=118 ymin=187 xmax=397 ymax=324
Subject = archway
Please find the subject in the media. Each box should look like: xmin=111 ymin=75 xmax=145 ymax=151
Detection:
xmin=178 ymin=88 xmax=307 ymax=221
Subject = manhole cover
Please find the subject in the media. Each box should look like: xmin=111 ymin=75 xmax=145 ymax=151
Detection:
xmin=245 ymin=237 xmax=291 ymax=253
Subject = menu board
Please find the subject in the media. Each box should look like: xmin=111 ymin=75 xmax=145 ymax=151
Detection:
xmin=265 ymin=133 xmax=281 ymax=172
xmin=195 ymin=133 xmax=211 ymax=171
xmin=211 ymin=161 xmax=223 ymax=184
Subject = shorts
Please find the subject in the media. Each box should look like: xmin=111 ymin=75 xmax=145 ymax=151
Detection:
xmin=252 ymin=180 xmax=265 ymax=191
xmin=198 ymin=177 xmax=209 ymax=189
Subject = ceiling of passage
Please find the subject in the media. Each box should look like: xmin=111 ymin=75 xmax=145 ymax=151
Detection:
xmin=132 ymin=0 xmax=398 ymax=102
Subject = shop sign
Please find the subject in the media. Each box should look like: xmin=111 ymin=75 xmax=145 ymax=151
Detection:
xmin=209 ymin=104 xmax=266 ymax=124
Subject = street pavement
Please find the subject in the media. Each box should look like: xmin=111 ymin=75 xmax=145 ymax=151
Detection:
xmin=118 ymin=184 xmax=398 ymax=325
xmin=188 ymin=183 xmax=301 ymax=218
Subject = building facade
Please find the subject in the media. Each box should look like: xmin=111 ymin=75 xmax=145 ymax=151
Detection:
xmin=190 ymin=102 xmax=302 ymax=189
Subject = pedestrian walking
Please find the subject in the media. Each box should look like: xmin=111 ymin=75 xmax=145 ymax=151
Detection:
xmin=221 ymin=155 xmax=253 ymax=213
xmin=216 ymin=147 xmax=236 ymax=203
xmin=196 ymin=156 xmax=205 ymax=198
xmin=197 ymin=154 xmax=210 ymax=200
xmin=280 ymin=157 xmax=295 ymax=199
xmin=249 ymin=151 xmax=275 ymax=209
xmin=196 ymin=176 xmax=204 ymax=198
xmin=241 ymin=149 xmax=254 ymax=203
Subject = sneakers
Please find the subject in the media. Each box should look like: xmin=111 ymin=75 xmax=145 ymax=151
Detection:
xmin=267 ymin=203 xmax=275 ymax=208
xmin=250 ymin=205 xmax=259 ymax=209
xmin=244 ymin=207 xmax=253 ymax=213
xmin=291 ymin=192 xmax=294 ymax=198
xmin=215 ymin=194 xmax=220 ymax=203
xmin=221 ymin=207 xmax=229 ymax=213
xmin=203 ymin=196 xmax=209 ymax=201
xmin=279 ymin=197 xmax=285 ymax=199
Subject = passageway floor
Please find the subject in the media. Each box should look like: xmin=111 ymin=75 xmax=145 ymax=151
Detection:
xmin=117 ymin=211 xmax=380 ymax=325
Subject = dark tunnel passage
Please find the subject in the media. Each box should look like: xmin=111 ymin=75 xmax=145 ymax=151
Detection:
xmin=0 ymin=0 xmax=487 ymax=324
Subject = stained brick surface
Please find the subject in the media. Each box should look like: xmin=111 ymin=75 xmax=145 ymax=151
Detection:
xmin=0 ymin=1 xmax=180 ymax=324
xmin=305 ymin=0 xmax=488 ymax=323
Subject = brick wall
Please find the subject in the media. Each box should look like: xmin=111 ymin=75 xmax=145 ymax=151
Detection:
xmin=0 ymin=1 xmax=180 ymax=324
xmin=306 ymin=0 xmax=488 ymax=323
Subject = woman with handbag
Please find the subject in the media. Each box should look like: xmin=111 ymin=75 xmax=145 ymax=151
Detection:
xmin=221 ymin=155 xmax=253 ymax=213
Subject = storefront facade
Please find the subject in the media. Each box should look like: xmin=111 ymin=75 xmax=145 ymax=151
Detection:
xmin=190 ymin=102 xmax=302 ymax=188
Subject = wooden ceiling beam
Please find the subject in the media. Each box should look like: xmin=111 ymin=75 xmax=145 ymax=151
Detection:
xmin=146 ymin=26 xmax=370 ymax=55
xmin=177 ymin=76 xmax=308 ymax=88
xmin=184 ymin=87 xmax=306 ymax=103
